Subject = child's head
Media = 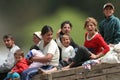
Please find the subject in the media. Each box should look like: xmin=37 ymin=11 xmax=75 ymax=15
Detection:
xmin=103 ymin=3 xmax=114 ymax=17
xmin=14 ymin=49 xmax=24 ymax=61
xmin=84 ymin=17 xmax=98 ymax=32
xmin=61 ymin=34 xmax=71 ymax=47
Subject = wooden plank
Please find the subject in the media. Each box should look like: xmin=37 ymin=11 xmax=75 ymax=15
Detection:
xmin=32 ymin=63 xmax=120 ymax=80
xmin=85 ymin=75 xmax=106 ymax=80
xmin=106 ymin=73 xmax=120 ymax=80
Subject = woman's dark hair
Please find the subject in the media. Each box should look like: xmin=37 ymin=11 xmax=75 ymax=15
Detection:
xmin=61 ymin=21 xmax=72 ymax=29
xmin=41 ymin=25 xmax=53 ymax=35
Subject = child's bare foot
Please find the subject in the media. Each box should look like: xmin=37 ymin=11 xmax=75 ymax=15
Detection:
xmin=39 ymin=68 xmax=46 ymax=74
xmin=62 ymin=66 xmax=70 ymax=70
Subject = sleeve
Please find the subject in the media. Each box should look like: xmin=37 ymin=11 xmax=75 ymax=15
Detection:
xmin=56 ymin=38 xmax=63 ymax=48
xmin=97 ymin=34 xmax=110 ymax=54
xmin=47 ymin=40 xmax=58 ymax=55
xmin=70 ymin=46 xmax=76 ymax=58
xmin=12 ymin=61 xmax=28 ymax=73
xmin=99 ymin=22 xmax=104 ymax=37
xmin=113 ymin=18 xmax=120 ymax=44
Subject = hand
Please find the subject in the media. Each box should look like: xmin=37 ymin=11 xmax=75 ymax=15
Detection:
xmin=9 ymin=71 xmax=14 ymax=73
xmin=56 ymin=29 xmax=61 ymax=38
xmin=64 ymin=58 xmax=69 ymax=62
xmin=109 ymin=44 xmax=114 ymax=47
xmin=90 ymin=53 xmax=97 ymax=59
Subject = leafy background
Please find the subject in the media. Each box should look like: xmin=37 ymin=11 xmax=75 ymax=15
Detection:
xmin=0 ymin=0 xmax=120 ymax=53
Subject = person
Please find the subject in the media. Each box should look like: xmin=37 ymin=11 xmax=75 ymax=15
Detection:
xmin=21 ymin=25 xmax=60 ymax=80
xmin=64 ymin=17 xmax=110 ymax=69
xmin=4 ymin=49 xmax=29 ymax=80
xmin=40 ymin=17 xmax=110 ymax=73
xmin=0 ymin=34 xmax=20 ymax=80
xmin=39 ymin=34 xmax=76 ymax=74
xmin=26 ymin=47 xmax=46 ymax=68
xmin=56 ymin=20 xmax=79 ymax=60
xmin=99 ymin=3 xmax=120 ymax=45
xmin=56 ymin=34 xmax=75 ymax=67
xmin=30 ymin=31 xmax=42 ymax=50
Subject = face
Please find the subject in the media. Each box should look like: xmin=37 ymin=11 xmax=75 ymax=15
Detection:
xmin=42 ymin=31 xmax=53 ymax=44
xmin=33 ymin=34 xmax=41 ymax=45
xmin=103 ymin=7 xmax=114 ymax=18
xmin=85 ymin=22 xmax=96 ymax=34
xmin=14 ymin=54 xmax=23 ymax=62
xmin=3 ymin=38 xmax=14 ymax=49
xmin=61 ymin=36 xmax=70 ymax=47
xmin=61 ymin=24 xmax=71 ymax=34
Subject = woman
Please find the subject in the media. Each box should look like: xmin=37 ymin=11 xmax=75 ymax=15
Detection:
xmin=64 ymin=17 xmax=110 ymax=68
xmin=21 ymin=25 xmax=60 ymax=80
xmin=56 ymin=21 xmax=79 ymax=60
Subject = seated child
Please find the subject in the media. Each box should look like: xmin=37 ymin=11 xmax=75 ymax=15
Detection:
xmin=26 ymin=45 xmax=47 ymax=68
xmin=4 ymin=49 xmax=29 ymax=80
xmin=56 ymin=34 xmax=76 ymax=67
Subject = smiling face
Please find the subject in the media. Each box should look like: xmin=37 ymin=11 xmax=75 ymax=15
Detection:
xmin=103 ymin=6 xmax=114 ymax=18
xmin=61 ymin=23 xmax=71 ymax=34
xmin=42 ymin=31 xmax=53 ymax=44
xmin=33 ymin=34 xmax=41 ymax=45
xmin=61 ymin=34 xmax=71 ymax=47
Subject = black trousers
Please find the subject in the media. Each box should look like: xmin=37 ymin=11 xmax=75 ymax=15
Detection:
xmin=72 ymin=46 xmax=91 ymax=67
xmin=0 ymin=72 xmax=8 ymax=80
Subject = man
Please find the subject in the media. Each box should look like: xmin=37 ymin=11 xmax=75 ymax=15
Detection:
xmin=0 ymin=34 xmax=20 ymax=79
xmin=99 ymin=3 xmax=120 ymax=45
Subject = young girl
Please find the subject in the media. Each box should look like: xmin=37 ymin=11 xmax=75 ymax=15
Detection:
xmin=4 ymin=49 xmax=29 ymax=80
xmin=62 ymin=17 xmax=110 ymax=69
xmin=56 ymin=34 xmax=75 ymax=67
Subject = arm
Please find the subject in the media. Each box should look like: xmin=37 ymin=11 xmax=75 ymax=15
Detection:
xmin=32 ymin=53 xmax=53 ymax=63
xmin=70 ymin=46 xmax=76 ymax=58
xmin=32 ymin=40 xmax=59 ymax=64
xmin=113 ymin=18 xmax=120 ymax=44
xmin=90 ymin=34 xmax=110 ymax=59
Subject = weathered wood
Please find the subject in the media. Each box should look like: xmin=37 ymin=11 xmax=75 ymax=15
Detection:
xmin=32 ymin=63 xmax=120 ymax=80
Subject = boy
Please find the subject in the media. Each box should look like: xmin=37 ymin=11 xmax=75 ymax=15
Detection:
xmin=99 ymin=3 xmax=120 ymax=45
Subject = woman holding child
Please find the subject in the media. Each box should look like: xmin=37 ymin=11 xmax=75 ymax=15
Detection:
xmin=21 ymin=25 xmax=60 ymax=80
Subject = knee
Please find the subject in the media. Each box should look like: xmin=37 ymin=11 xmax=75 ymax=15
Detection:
xmin=21 ymin=70 xmax=26 ymax=76
xmin=12 ymin=72 xmax=20 ymax=78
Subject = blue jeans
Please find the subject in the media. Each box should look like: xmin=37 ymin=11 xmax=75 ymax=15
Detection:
xmin=4 ymin=72 xmax=20 ymax=80
xmin=21 ymin=65 xmax=54 ymax=80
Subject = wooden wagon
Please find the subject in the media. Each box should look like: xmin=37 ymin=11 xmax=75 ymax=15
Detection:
xmin=32 ymin=63 xmax=120 ymax=80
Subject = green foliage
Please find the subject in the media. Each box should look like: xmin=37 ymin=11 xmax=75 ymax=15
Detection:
xmin=22 ymin=7 xmax=88 ymax=48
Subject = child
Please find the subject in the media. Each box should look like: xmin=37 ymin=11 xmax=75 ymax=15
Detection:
xmin=4 ymin=49 xmax=29 ymax=80
xmin=56 ymin=34 xmax=76 ymax=67
xmin=39 ymin=34 xmax=76 ymax=74
xmin=26 ymin=46 xmax=46 ymax=68
xmin=99 ymin=3 xmax=120 ymax=45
